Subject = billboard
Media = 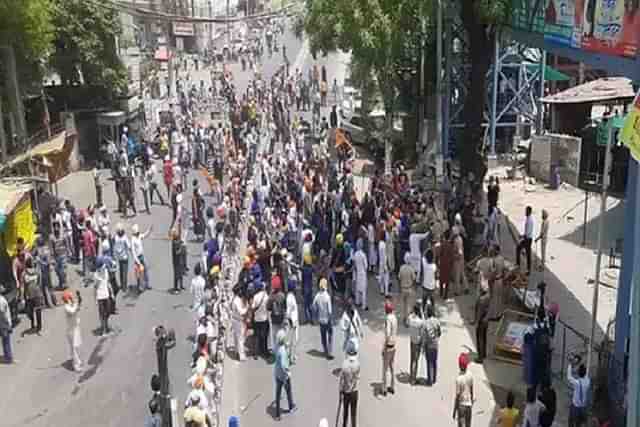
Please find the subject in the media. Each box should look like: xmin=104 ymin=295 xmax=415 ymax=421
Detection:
xmin=173 ymin=22 xmax=195 ymax=37
xmin=510 ymin=0 xmax=640 ymax=58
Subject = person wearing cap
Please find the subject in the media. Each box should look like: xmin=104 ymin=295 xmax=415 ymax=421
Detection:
xmin=81 ymin=219 xmax=97 ymax=284
xmin=378 ymin=227 xmax=390 ymax=296
xmin=131 ymin=224 xmax=152 ymax=291
xmin=190 ymin=263 xmax=206 ymax=319
xmin=184 ymin=394 xmax=208 ymax=427
xmin=353 ymin=239 xmax=368 ymax=311
xmin=339 ymin=337 xmax=360 ymax=427
xmin=474 ymin=283 xmax=490 ymax=363
xmin=267 ymin=275 xmax=287 ymax=355
xmin=63 ymin=290 xmax=82 ymax=371
xmin=273 ymin=328 xmax=297 ymax=421
xmin=286 ymin=279 xmax=299 ymax=363
xmin=312 ymin=278 xmax=334 ymax=359
xmin=331 ymin=233 xmax=348 ymax=297
xmin=453 ymin=353 xmax=474 ymax=427
xmin=398 ymin=253 xmax=416 ymax=325
xmin=163 ymin=155 xmax=174 ymax=200
xmin=407 ymin=301 xmax=424 ymax=385
xmin=50 ymin=222 xmax=68 ymax=290
xmin=251 ymin=281 xmax=270 ymax=359
xmin=301 ymin=254 xmax=314 ymax=324
xmin=112 ymin=223 xmax=132 ymax=294
xmin=381 ymin=297 xmax=398 ymax=396
xmin=97 ymin=205 xmax=110 ymax=239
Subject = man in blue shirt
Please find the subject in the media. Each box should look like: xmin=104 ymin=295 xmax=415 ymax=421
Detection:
xmin=274 ymin=329 xmax=297 ymax=421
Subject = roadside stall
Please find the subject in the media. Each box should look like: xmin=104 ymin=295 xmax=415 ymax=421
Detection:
xmin=0 ymin=182 xmax=37 ymax=325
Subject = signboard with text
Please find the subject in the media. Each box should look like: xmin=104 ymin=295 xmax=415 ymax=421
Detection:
xmin=510 ymin=0 xmax=639 ymax=58
xmin=172 ymin=22 xmax=195 ymax=37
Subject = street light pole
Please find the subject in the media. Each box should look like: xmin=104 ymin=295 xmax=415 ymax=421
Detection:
xmin=586 ymin=116 xmax=614 ymax=376
xmin=435 ymin=0 xmax=443 ymax=171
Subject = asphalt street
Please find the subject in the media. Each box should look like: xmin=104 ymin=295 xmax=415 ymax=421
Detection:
xmin=0 ymin=26 xmax=550 ymax=427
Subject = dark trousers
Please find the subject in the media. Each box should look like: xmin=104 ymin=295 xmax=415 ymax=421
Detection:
xmin=476 ymin=321 xmax=488 ymax=360
xmin=425 ymin=347 xmax=438 ymax=384
xmin=150 ymin=183 xmax=165 ymax=205
xmin=275 ymin=377 xmax=294 ymax=417
xmin=141 ymin=188 xmax=150 ymax=213
xmin=54 ymin=255 xmax=66 ymax=288
xmin=409 ymin=342 xmax=421 ymax=383
xmin=40 ymin=266 xmax=57 ymax=306
xmin=516 ymin=237 xmax=533 ymax=272
xmin=27 ymin=299 xmax=42 ymax=330
xmin=568 ymin=405 xmax=587 ymax=427
xmin=95 ymin=184 xmax=103 ymax=207
xmin=303 ymin=290 xmax=313 ymax=323
xmin=1 ymin=329 xmax=12 ymax=362
xmin=173 ymin=266 xmax=184 ymax=291
xmin=255 ymin=320 xmax=269 ymax=356
xmin=319 ymin=322 xmax=333 ymax=356
xmin=342 ymin=390 xmax=358 ymax=427
xmin=97 ymin=299 xmax=110 ymax=335
xmin=457 ymin=405 xmax=472 ymax=427
xmin=118 ymin=259 xmax=129 ymax=291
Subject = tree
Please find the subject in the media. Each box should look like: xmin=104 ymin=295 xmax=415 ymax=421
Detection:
xmin=304 ymin=0 xmax=429 ymax=166
xmin=49 ymin=0 xmax=128 ymax=96
xmin=458 ymin=0 xmax=511 ymax=182
xmin=0 ymin=0 xmax=54 ymax=62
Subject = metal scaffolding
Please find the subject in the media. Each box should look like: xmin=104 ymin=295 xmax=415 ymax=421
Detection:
xmin=443 ymin=11 xmax=546 ymax=159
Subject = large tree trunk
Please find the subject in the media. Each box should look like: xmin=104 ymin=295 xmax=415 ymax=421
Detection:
xmin=460 ymin=1 xmax=492 ymax=183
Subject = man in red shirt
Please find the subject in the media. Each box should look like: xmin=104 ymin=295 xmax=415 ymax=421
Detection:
xmin=82 ymin=219 xmax=97 ymax=285
xmin=163 ymin=156 xmax=174 ymax=201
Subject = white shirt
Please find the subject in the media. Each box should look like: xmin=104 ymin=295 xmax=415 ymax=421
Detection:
xmin=409 ymin=232 xmax=429 ymax=259
xmin=131 ymin=235 xmax=145 ymax=262
xmin=286 ymin=292 xmax=298 ymax=326
xmin=64 ymin=302 xmax=80 ymax=333
xmin=231 ymin=295 xmax=248 ymax=322
xmin=524 ymin=215 xmax=535 ymax=239
xmin=94 ymin=268 xmax=111 ymax=300
xmin=190 ymin=275 xmax=206 ymax=310
xmin=567 ymin=364 xmax=591 ymax=408
xmin=252 ymin=290 xmax=269 ymax=322
xmin=421 ymin=259 xmax=437 ymax=291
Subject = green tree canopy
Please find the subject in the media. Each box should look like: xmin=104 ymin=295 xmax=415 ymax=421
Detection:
xmin=0 ymin=0 xmax=54 ymax=61
xmin=305 ymin=0 xmax=428 ymax=116
xmin=49 ymin=0 xmax=128 ymax=95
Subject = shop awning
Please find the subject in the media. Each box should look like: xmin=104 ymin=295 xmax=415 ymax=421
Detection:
xmin=541 ymin=77 xmax=635 ymax=104
xmin=525 ymin=63 xmax=571 ymax=82
xmin=0 ymin=182 xmax=32 ymax=232
xmin=5 ymin=131 xmax=67 ymax=169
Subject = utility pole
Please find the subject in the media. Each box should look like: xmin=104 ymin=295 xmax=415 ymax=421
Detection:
xmin=435 ymin=0 xmax=443 ymax=169
xmin=489 ymin=34 xmax=499 ymax=157
xmin=0 ymin=96 xmax=7 ymax=163
xmin=226 ymin=0 xmax=231 ymax=56
xmin=0 ymin=46 xmax=27 ymax=147
xmin=627 ymin=160 xmax=640 ymax=427
xmin=586 ymin=114 xmax=614 ymax=376
xmin=536 ymin=50 xmax=547 ymax=135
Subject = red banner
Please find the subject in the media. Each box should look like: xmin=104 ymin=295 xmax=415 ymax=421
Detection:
xmin=580 ymin=0 xmax=640 ymax=58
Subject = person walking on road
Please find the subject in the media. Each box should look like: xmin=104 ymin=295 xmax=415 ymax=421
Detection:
xmin=399 ymin=253 xmax=416 ymax=325
xmin=536 ymin=209 xmax=550 ymax=268
xmin=516 ymin=206 xmax=535 ymax=275
xmin=313 ymin=278 xmax=334 ymax=360
xmin=567 ymin=358 xmax=591 ymax=427
xmin=131 ymin=224 xmax=152 ymax=291
xmin=340 ymin=298 xmax=363 ymax=356
xmin=474 ymin=284 xmax=490 ymax=363
xmin=453 ymin=353 xmax=474 ymax=427
xmin=274 ymin=329 xmax=297 ymax=421
xmin=50 ymin=223 xmax=68 ymax=290
xmin=381 ymin=298 xmax=397 ymax=396
xmin=339 ymin=338 xmax=360 ymax=427
xmin=407 ymin=301 xmax=424 ymax=385
xmin=286 ymin=279 xmax=300 ymax=363
xmin=352 ymin=240 xmax=368 ymax=310
xmin=112 ymin=223 xmax=131 ymax=295
xmin=23 ymin=257 xmax=43 ymax=333
xmin=423 ymin=302 xmax=441 ymax=385
xmin=252 ymin=282 xmax=270 ymax=359
xmin=267 ymin=275 xmax=287 ymax=355
xmin=0 ymin=292 xmax=14 ymax=364
xmin=231 ymin=287 xmax=248 ymax=361
xmin=94 ymin=256 xmax=113 ymax=336
xmin=421 ymin=249 xmax=437 ymax=309
xmin=63 ymin=290 xmax=83 ymax=372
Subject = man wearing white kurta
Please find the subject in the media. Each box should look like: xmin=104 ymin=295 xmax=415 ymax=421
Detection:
xmin=378 ymin=238 xmax=389 ymax=296
xmin=286 ymin=281 xmax=299 ymax=363
xmin=63 ymin=291 xmax=83 ymax=372
xmin=409 ymin=231 xmax=429 ymax=273
xmin=231 ymin=293 xmax=248 ymax=361
xmin=353 ymin=241 xmax=368 ymax=310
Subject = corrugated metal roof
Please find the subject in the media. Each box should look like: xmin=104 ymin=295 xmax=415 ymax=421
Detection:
xmin=541 ymin=77 xmax=635 ymax=104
